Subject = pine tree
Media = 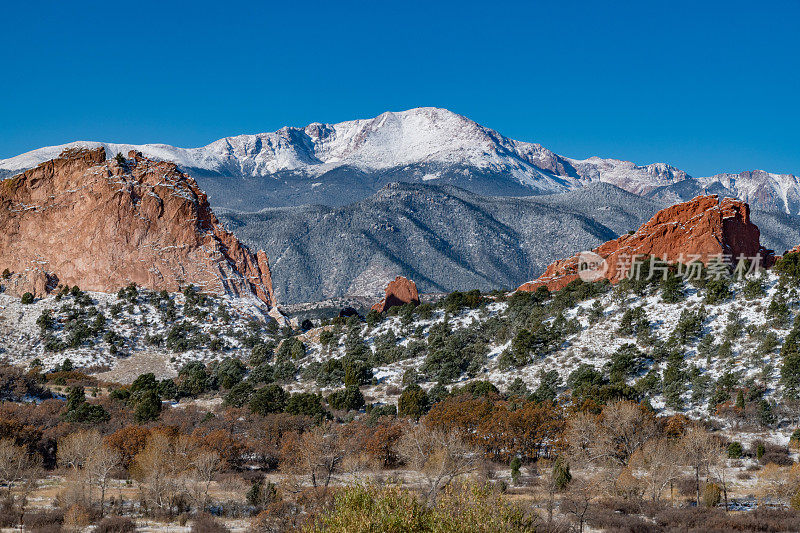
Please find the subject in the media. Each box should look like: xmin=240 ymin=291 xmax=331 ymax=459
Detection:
xmin=780 ymin=328 xmax=800 ymax=399
xmin=552 ymin=456 xmax=572 ymax=490
xmin=735 ymin=390 xmax=745 ymax=409
xmin=510 ymin=457 xmax=522 ymax=485
xmin=133 ymin=389 xmax=162 ymax=422
xmin=661 ymin=271 xmax=685 ymax=303
xmin=727 ymin=442 xmax=743 ymax=458
xmin=506 ymin=377 xmax=530 ymax=399
xmin=397 ymin=384 xmax=429 ymax=419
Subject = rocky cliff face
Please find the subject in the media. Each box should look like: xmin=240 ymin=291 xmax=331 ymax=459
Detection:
xmin=518 ymin=195 xmax=774 ymax=292
xmin=0 ymin=148 xmax=275 ymax=306
xmin=372 ymin=276 xmax=420 ymax=312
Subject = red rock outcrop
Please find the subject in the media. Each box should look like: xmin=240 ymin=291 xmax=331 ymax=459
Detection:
xmin=0 ymin=148 xmax=275 ymax=306
xmin=372 ymin=276 xmax=420 ymax=312
xmin=518 ymin=195 xmax=773 ymax=292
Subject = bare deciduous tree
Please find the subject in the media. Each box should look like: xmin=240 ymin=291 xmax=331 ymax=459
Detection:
xmin=59 ymin=430 xmax=120 ymax=515
xmin=133 ymin=432 xmax=191 ymax=516
xmin=280 ymin=422 xmax=347 ymax=497
xmin=87 ymin=444 xmax=120 ymax=516
xmin=398 ymin=422 xmax=481 ymax=502
xmin=0 ymin=439 xmax=38 ymax=497
xmin=186 ymin=450 xmax=221 ymax=512
xmin=0 ymin=438 xmax=41 ymax=527
xmin=564 ymin=411 xmax=610 ymax=466
xmin=629 ymin=437 xmax=682 ymax=502
xmin=565 ymin=401 xmax=657 ymax=468
xmin=679 ymin=425 xmax=719 ymax=506
xmin=58 ymin=429 xmax=102 ymax=471
xmin=560 ymin=476 xmax=595 ymax=533
xmin=599 ymin=401 xmax=658 ymax=466
xmin=756 ymin=463 xmax=800 ymax=505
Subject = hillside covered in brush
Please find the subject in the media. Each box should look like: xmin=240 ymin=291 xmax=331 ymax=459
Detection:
xmin=3 ymin=250 xmax=800 ymax=427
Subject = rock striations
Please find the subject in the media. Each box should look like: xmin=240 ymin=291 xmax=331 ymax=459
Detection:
xmin=0 ymin=148 xmax=275 ymax=306
xmin=372 ymin=276 xmax=420 ymax=313
xmin=518 ymin=195 xmax=774 ymax=292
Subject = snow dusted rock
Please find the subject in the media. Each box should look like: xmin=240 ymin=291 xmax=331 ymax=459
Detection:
xmin=2 ymin=268 xmax=58 ymax=297
xmin=518 ymin=195 xmax=774 ymax=292
xmin=786 ymin=245 xmax=800 ymax=255
xmin=0 ymin=147 xmax=276 ymax=306
xmin=371 ymin=276 xmax=420 ymax=313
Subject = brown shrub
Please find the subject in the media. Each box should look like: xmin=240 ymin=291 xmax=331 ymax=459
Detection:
xmin=653 ymin=507 xmax=721 ymax=530
xmin=675 ymin=475 xmax=697 ymax=497
xmin=23 ymin=509 xmax=64 ymax=533
xmin=0 ymin=498 xmax=18 ymax=528
xmin=28 ymin=524 xmax=61 ymax=533
xmin=702 ymin=483 xmax=722 ymax=508
xmin=385 ymin=385 xmax=402 ymax=396
xmin=701 ymin=509 xmax=800 ymax=531
xmin=762 ymin=450 xmax=793 ymax=466
xmin=46 ymin=371 xmax=94 ymax=386
xmin=191 ymin=513 xmax=229 ymax=533
xmin=592 ymin=499 xmax=800 ymax=532
xmin=63 ymin=504 xmax=92 ymax=529
xmin=585 ymin=507 xmax=655 ymax=532
xmin=95 ymin=516 xmax=136 ymax=533
xmin=250 ymin=503 xmax=300 ymax=533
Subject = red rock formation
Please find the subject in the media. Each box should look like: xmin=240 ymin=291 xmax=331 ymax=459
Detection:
xmin=372 ymin=276 xmax=420 ymax=312
xmin=0 ymin=148 xmax=275 ymax=306
xmin=518 ymin=195 xmax=773 ymax=292
xmin=787 ymin=245 xmax=800 ymax=256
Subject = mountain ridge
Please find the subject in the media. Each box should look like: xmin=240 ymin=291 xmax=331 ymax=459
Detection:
xmin=217 ymin=181 xmax=800 ymax=304
xmin=2 ymin=107 xmax=798 ymax=213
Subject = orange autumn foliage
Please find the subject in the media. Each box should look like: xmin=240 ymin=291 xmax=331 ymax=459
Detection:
xmin=423 ymin=395 xmax=565 ymax=462
xmin=105 ymin=425 xmax=150 ymax=468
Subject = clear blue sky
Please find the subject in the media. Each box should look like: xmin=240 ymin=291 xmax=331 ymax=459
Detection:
xmin=1 ymin=0 xmax=798 ymax=177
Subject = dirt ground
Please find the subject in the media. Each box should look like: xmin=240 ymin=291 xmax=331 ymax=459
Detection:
xmin=95 ymin=351 xmax=177 ymax=384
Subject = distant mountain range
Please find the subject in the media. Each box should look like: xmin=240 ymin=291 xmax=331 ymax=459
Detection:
xmin=3 ymin=108 xmax=799 ymax=303
xmin=2 ymin=107 xmax=799 ymax=213
xmin=217 ymin=182 xmax=800 ymax=303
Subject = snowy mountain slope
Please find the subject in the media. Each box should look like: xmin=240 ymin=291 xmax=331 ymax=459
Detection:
xmin=0 ymin=109 xmax=571 ymax=190
xmin=216 ymin=182 xmax=800 ymax=304
xmin=3 ymin=107 xmax=797 ymax=212
xmin=4 ymin=261 xmax=797 ymax=427
xmin=215 ymin=182 xmax=661 ymax=303
xmin=700 ymin=171 xmax=800 ymax=215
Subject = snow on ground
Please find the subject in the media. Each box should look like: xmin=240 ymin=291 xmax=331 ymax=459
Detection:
xmin=0 ymin=288 xmax=275 ymax=380
xmin=1 ymin=270 xmax=797 ymax=434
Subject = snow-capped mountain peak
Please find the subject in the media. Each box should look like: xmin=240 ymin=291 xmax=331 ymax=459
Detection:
xmin=1 ymin=107 xmax=798 ymax=213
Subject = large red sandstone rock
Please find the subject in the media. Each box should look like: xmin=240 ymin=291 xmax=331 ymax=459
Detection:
xmin=372 ymin=276 xmax=420 ymax=312
xmin=0 ymin=148 xmax=275 ymax=306
xmin=518 ymin=195 xmax=773 ymax=292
